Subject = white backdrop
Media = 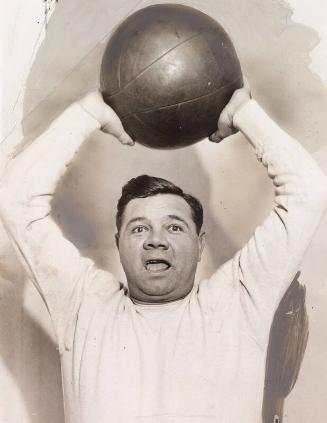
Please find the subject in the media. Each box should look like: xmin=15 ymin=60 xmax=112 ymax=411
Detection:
xmin=1 ymin=1 xmax=327 ymax=422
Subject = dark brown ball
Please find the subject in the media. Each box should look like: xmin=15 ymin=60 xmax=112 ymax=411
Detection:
xmin=100 ymin=4 xmax=243 ymax=149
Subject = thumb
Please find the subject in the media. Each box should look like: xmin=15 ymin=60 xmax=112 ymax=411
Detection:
xmin=217 ymin=106 xmax=235 ymax=139
xmin=103 ymin=124 xmax=134 ymax=146
xmin=209 ymin=106 xmax=234 ymax=143
xmin=102 ymin=108 xmax=134 ymax=146
xmin=78 ymin=91 xmax=134 ymax=146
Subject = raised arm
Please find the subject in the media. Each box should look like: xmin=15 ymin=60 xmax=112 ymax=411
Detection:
xmin=0 ymin=92 xmax=134 ymax=339
xmin=207 ymin=85 xmax=327 ymax=334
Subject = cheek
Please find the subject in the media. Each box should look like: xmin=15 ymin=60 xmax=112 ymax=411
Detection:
xmin=174 ymin=238 xmax=200 ymax=261
xmin=119 ymin=238 xmax=143 ymax=266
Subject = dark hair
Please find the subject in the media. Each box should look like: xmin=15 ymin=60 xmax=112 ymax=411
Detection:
xmin=116 ymin=175 xmax=203 ymax=234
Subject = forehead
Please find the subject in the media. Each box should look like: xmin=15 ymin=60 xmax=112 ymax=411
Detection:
xmin=122 ymin=194 xmax=194 ymax=225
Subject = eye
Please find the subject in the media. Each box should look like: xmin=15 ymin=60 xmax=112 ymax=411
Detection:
xmin=131 ymin=225 xmax=148 ymax=234
xmin=168 ymin=224 xmax=183 ymax=233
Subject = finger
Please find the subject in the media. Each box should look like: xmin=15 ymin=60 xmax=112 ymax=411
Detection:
xmin=119 ymin=134 xmax=135 ymax=146
xmin=103 ymin=122 xmax=135 ymax=146
xmin=217 ymin=107 xmax=234 ymax=139
xmin=102 ymin=108 xmax=135 ymax=146
xmin=208 ymin=131 xmax=223 ymax=143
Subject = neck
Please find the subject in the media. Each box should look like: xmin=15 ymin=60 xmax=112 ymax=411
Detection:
xmin=131 ymin=294 xmax=188 ymax=306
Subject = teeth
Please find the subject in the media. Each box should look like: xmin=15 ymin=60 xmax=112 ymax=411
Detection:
xmin=146 ymin=260 xmax=169 ymax=265
xmin=145 ymin=260 xmax=170 ymax=272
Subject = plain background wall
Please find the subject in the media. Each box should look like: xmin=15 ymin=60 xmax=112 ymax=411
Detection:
xmin=1 ymin=1 xmax=327 ymax=422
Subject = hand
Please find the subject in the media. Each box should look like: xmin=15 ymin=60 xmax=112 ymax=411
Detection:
xmin=78 ymin=91 xmax=134 ymax=146
xmin=209 ymin=79 xmax=251 ymax=143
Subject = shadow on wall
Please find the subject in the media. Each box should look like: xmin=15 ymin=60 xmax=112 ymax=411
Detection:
xmin=1 ymin=0 xmax=325 ymax=422
xmin=0 ymin=241 xmax=64 ymax=423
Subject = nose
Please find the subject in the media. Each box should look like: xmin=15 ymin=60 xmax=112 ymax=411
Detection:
xmin=143 ymin=229 xmax=169 ymax=250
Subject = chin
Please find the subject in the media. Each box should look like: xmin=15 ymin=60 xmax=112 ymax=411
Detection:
xmin=132 ymin=281 xmax=193 ymax=304
xmin=142 ymin=281 xmax=175 ymax=297
xmin=127 ymin=282 xmax=171 ymax=302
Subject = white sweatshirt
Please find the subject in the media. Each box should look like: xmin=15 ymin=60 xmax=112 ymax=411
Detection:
xmin=0 ymin=100 xmax=326 ymax=423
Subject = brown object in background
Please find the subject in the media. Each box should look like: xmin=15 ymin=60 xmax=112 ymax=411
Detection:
xmin=262 ymin=272 xmax=309 ymax=422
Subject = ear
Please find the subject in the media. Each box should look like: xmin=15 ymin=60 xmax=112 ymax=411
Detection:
xmin=197 ymin=231 xmax=205 ymax=262
xmin=115 ymin=233 xmax=119 ymax=249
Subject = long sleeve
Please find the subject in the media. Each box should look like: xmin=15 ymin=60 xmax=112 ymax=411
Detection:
xmin=204 ymin=100 xmax=327 ymax=338
xmin=0 ymin=103 xmax=120 ymax=343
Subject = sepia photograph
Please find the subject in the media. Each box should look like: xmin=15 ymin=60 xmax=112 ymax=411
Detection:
xmin=1 ymin=1 xmax=327 ymax=422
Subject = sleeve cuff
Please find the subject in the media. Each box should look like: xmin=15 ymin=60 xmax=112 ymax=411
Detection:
xmin=232 ymin=99 xmax=292 ymax=155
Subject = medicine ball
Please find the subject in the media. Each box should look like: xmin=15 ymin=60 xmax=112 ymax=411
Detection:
xmin=100 ymin=4 xmax=243 ymax=149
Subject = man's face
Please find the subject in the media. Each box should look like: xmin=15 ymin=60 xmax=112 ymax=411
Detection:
xmin=117 ymin=194 xmax=205 ymax=303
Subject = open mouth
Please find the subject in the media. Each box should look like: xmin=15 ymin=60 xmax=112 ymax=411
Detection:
xmin=144 ymin=259 xmax=171 ymax=273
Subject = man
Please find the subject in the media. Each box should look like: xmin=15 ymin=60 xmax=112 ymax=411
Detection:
xmin=0 ymin=84 xmax=326 ymax=423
